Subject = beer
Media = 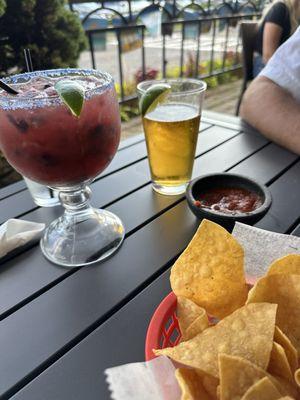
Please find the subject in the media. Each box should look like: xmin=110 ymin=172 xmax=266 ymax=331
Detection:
xmin=142 ymin=103 xmax=200 ymax=192
xmin=138 ymin=78 xmax=206 ymax=195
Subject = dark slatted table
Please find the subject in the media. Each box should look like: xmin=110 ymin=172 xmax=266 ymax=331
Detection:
xmin=0 ymin=111 xmax=299 ymax=400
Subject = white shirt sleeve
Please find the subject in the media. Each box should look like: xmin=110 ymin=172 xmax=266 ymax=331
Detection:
xmin=260 ymin=27 xmax=300 ymax=103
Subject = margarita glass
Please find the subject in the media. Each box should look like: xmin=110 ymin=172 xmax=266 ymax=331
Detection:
xmin=0 ymin=68 xmax=125 ymax=267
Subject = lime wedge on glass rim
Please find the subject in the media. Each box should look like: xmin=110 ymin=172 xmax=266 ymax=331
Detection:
xmin=139 ymin=83 xmax=171 ymax=116
xmin=55 ymin=80 xmax=85 ymax=117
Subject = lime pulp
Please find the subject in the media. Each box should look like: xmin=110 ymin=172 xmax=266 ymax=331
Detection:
xmin=139 ymin=83 xmax=171 ymax=116
xmin=55 ymin=79 xmax=85 ymax=117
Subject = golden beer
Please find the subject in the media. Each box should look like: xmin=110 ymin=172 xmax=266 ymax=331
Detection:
xmin=142 ymin=103 xmax=200 ymax=192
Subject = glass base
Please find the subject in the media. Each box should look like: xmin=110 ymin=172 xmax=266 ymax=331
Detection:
xmin=40 ymin=208 xmax=125 ymax=268
xmin=152 ymin=182 xmax=187 ymax=196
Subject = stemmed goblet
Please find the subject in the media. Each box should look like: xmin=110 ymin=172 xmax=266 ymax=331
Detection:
xmin=0 ymin=68 xmax=125 ymax=267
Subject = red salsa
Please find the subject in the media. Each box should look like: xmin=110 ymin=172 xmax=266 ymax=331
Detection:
xmin=194 ymin=187 xmax=262 ymax=214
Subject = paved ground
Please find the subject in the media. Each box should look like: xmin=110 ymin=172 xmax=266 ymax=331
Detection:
xmin=205 ymin=78 xmax=241 ymax=114
xmin=79 ymin=29 xmax=241 ymax=84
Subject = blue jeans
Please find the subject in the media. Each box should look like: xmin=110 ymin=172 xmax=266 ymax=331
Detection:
xmin=253 ymin=54 xmax=265 ymax=78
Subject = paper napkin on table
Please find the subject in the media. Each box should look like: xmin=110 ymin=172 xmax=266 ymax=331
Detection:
xmin=105 ymin=356 xmax=181 ymax=400
xmin=0 ymin=219 xmax=45 ymax=258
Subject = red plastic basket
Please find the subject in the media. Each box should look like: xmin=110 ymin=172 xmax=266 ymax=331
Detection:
xmin=145 ymin=275 xmax=257 ymax=361
xmin=145 ymin=292 xmax=179 ymax=361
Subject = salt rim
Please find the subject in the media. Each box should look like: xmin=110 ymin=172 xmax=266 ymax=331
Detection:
xmin=137 ymin=78 xmax=207 ymax=96
xmin=0 ymin=68 xmax=114 ymax=110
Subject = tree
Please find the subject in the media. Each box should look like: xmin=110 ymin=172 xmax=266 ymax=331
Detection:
xmin=0 ymin=0 xmax=5 ymax=17
xmin=0 ymin=0 xmax=87 ymax=74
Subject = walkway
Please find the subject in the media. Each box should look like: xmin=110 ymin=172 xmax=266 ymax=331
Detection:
xmin=79 ymin=28 xmax=241 ymax=87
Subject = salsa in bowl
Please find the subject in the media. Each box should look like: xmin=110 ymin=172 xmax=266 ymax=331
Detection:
xmin=186 ymin=173 xmax=272 ymax=231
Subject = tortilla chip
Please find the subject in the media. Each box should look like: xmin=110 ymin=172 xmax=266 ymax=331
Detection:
xmin=241 ymin=377 xmax=281 ymax=400
xmin=218 ymin=354 xmax=296 ymax=400
xmin=155 ymin=303 xmax=277 ymax=378
xmin=268 ymin=342 xmax=293 ymax=383
xmin=177 ymin=296 xmax=203 ymax=331
xmin=268 ymin=255 xmax=300 ymax=276
xmin=177 ymin=297 xmax=209 ymax=341
xmin=202 ymin=374 xmax=219 ymax=400
xmin=274 ymin=326 xmax=298 ymax=373
xmin=247 ymin=274 xmax=300 ymax=353
xmin=184 ymin=313 xmax=209 ymax=341
xmin=294 ymin=368 xmax=300 ymax=387
xmin=175 ymin=368 xmax=212 ymax=400
xmin=170 ymin=219 xmax=248 ymax=319
xmin=273 ymin=376 xmax=298 ymax=399
xmin=277 ymin=398 xmax=296 ymax=400
xmin=219 ymin=354 xmax=269 ymax=400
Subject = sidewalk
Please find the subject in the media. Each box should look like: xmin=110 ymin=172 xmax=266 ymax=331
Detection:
xmin=79 ymin=29 xmax=240 ymax=87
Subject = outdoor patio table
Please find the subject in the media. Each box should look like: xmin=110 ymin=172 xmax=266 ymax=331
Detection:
xmin=0 ymin=111 xmax=299 ymax=400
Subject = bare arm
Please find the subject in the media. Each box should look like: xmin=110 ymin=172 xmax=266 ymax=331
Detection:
xmin=262 ymin=22 xmax=283 ymax=63
xmin=240 ymin=76 xmax=300 ymax=155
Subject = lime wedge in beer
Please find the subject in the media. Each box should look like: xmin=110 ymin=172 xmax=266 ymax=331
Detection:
xmin=55 ymin=80 xmax=85 ymax=117
xmin=139 ymin=83 xmax=171 ymax=116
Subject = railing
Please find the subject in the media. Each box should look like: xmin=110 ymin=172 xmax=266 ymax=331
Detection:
xmin=68 ymin=1 xmax=264 ymax=20
xmin=69 ymin=2 xmax=261 ymax=103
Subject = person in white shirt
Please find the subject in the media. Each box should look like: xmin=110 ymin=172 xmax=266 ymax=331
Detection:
xmin=240 ymin=27 xmax=300 ymax=154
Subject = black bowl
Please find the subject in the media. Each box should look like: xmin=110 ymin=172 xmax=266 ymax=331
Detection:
xmin=186 ymin=173 xmax=272 ymax=232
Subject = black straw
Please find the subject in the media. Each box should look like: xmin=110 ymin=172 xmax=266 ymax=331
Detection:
xmin=24 ymin=49 xmax=34 ymax=73
xmin=0 ymin=80 xmax=18 ymax=95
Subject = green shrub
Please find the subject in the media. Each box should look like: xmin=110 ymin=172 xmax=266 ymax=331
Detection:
xmin=204 ymin=76 xmax=219 ymax=88
xmin=120 ymin=104 xmax=140 ymax=122
xmin=115 ymin=81 xmax=137 ymax=98
xmin=0 ymin=0 xmax=5 ymax=16
xmin=0 ymin=0 xmax=87 ymax=74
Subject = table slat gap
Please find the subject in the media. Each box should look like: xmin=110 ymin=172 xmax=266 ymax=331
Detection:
xmin=291 ymin=223 xmax=300 ymax=237
xmin=225 ymin=142 xmax=270 ymax=172
xmin=256 ymin=160 xmax=300 ymax=233
xmin=285 ymin=215 xmax=300 ymax=235
xmin=265 ymin=156 xmax=300 ymax=187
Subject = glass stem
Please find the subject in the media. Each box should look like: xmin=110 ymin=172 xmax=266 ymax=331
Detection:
xmin=41 ymin=183 xmax=125 ymax=267
xmin=58 ymin=185 xmax=92 ymax=214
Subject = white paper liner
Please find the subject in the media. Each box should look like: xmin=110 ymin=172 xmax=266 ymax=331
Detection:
xmin=105 ymin=356 xmax=181 ymax=400
xmin=232 ymin=222 xmax=300 ymax=278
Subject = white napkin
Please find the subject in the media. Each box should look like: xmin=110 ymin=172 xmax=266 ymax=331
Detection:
xmin=0 ymin=219 xmax=45 ymax=258
xmin=105 ymin=356 xmax=180 ymax=400
xmin=104 ymin=223 xmax=300 ymax=400
xmin=232 ymin=222 xmax=300 ymax=279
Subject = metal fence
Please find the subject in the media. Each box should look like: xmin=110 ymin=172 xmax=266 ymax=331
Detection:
xmin=68 ymin=0 xmax=265 ymax=20
xmin=69 ymin=1 xmax=261 ymax=103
